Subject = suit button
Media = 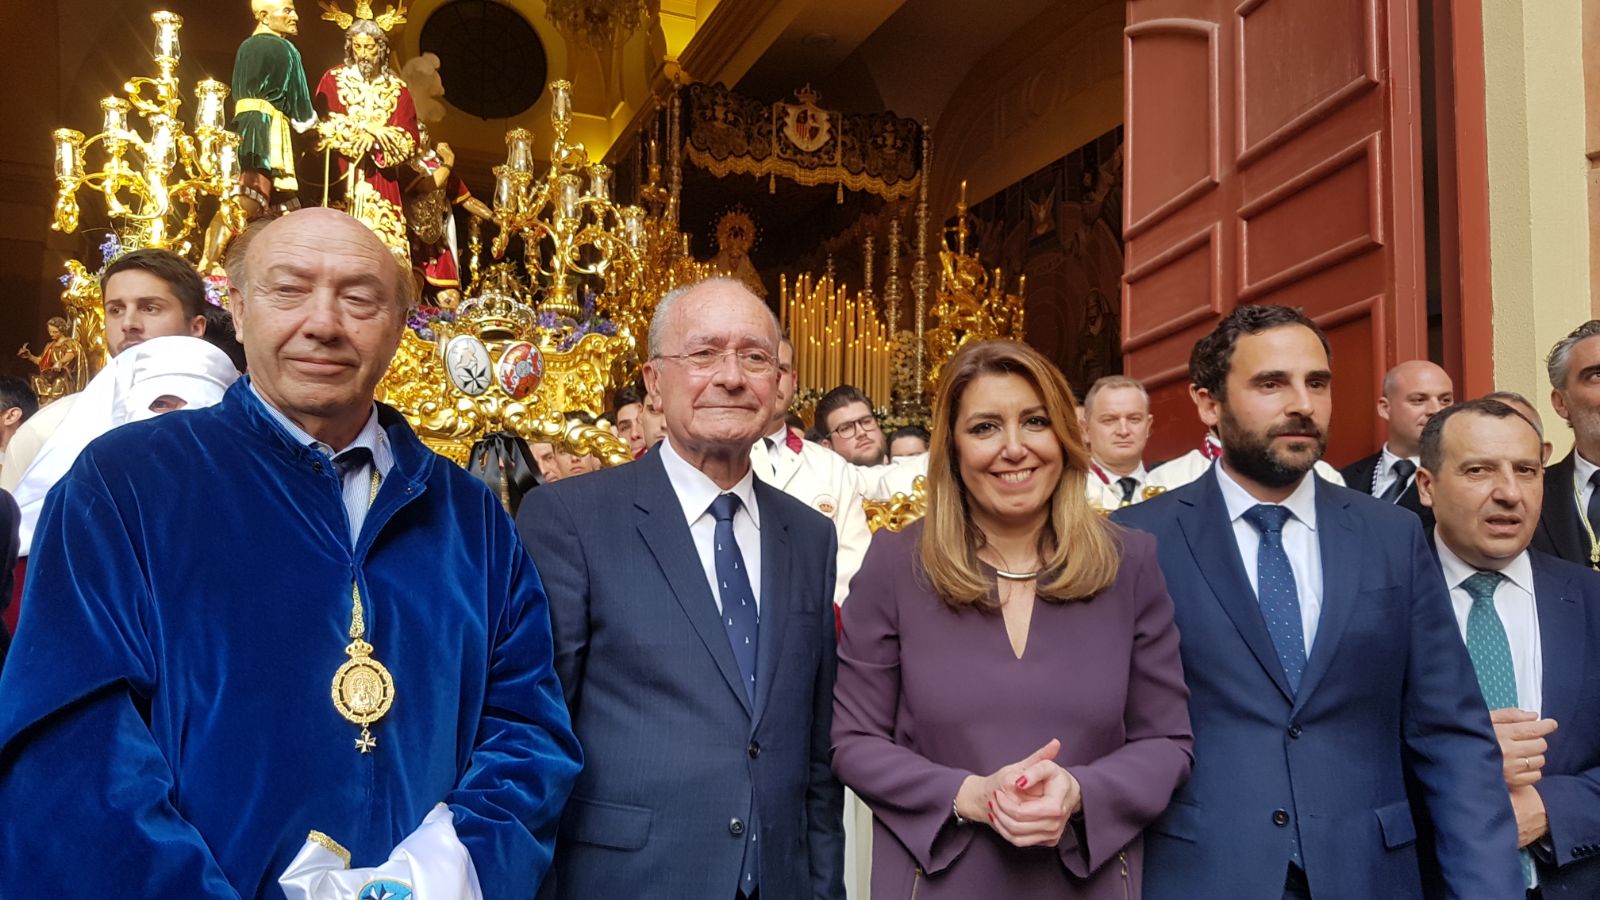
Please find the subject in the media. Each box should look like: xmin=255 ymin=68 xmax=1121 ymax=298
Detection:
xmin=1287 ymin=723 xmax=1302 ymax=739
xmin=729 ymin=818 xmax=746 ymax=836
xmin=1272 ymin=809 xmax=1290 ymax=827
xmin=748 ymin=741 xmax=761 ymax=759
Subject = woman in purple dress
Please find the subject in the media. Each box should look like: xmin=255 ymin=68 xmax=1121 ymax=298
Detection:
xmin=832 ymin=339 xmax=1193 ymax=898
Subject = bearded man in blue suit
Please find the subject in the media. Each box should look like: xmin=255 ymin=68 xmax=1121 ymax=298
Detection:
xmin=1115 ymin=305 xmax=1519 ymax=899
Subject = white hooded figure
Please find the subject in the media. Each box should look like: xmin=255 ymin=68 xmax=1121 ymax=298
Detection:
xmin=12 ymin=335 xmax=239 ymax=552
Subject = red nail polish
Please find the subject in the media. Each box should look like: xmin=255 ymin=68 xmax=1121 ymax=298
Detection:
xmin=1016 ymin=776 xmax=1028 ymax=788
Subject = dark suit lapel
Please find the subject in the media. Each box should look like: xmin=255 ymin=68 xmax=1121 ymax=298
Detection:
xmin=1178 ymin=472 xmax=1295 ymax=702
xmin=1540 ymin=453 xmax=1590 ymax=565
xmin=1532 ymin=551 xmax=1585 ymax=730
xmin=634 ymin=452 xmax=753 ymax=717
xmin=750 ymin=482 xmax=792 ymax=729
xmin=1295 ymin=483 xmax=1360 ymax=710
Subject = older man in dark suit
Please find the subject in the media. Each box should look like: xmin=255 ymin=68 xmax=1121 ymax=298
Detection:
xmin=1416 ymin=398 xmax=1600 ymax=898
xmin=518 ymin=277 xmax=845 ymax=900
xmin=1116 ymin=305 xmax=1518 ymax=900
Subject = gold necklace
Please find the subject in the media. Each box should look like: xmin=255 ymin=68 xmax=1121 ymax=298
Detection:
xmin=1572 ymin=477 xmax=1600 ymax=567
xmin=329 ymin=467 xmax=395 ymax=753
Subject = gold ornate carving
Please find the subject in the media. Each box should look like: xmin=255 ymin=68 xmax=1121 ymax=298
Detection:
xmin=924 ymin=180 xmax=1026 ymax=393
xmin=862 ymin=475 xmax=927 ymax=533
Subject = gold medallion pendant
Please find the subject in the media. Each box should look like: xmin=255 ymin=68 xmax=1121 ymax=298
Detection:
xmin=332 ymin=638 xmax=395 ymax=753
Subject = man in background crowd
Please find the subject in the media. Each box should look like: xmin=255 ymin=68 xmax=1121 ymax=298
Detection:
xmin=1080 ymin=374 xmax=1156 ymax=509
xmin=1534 ymin=320 xmax=1600 ymax=569
xmin=612 ymin=381 xmax=647 ymax=457
xmin=885 ymin=424 xmax=928 ymax=458
xmin=1485 ymin=390 xmax=1553 ymax=463
xmin=0 ymin=377 xmax=38 ymax=470
xmin=1 ymin=248 xmax=209 ymax=493
xmin=1340 ymin=360 xmax=1453 ymax=520
xmin=816 ymin=384 xmax=887 ymax=466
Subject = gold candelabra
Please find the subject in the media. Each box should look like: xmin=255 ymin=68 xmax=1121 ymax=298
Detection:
xmin=50 ymin=11 xmax=243 ymax=256
xmin=924 ymin=178 xmax=1027 ymax=393
xmin=491 ymin=80 xmax=646 ymax=320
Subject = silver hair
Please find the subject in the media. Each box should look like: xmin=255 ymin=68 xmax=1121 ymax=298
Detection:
xmin=648 ymin=276 xmax=779 ymax=356
xmin=1082 ymin=375 xmax=1148 ymax=414
xmin=1482 ymin=390 xmax=1545 ymax=437
xmin=1546 ymin=320 xmax=1600 ymax=390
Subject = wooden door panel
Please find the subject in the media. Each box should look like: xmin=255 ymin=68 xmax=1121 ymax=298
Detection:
xmin=1236 ymin=0 xmax=1379 ymax=164
xmin=1123 ymin=0 xmax=1425 ymax=464
xmin=1124 ymin=19 xmax=1221 ymax=239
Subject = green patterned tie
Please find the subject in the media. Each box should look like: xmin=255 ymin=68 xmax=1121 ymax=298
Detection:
xmin=1463 ymin=572 xmax=1517 ymax=709
xmin=1461 ymin=570 xmax=1534 ymax=885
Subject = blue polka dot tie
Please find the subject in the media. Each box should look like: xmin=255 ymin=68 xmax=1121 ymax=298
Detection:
xmin=1461 ymin=570 xmax=1534 ymax=886
xmin=710 ymin=492 xmax=761 ymax=895
xmin=710 ymin=493 xmax=760 ymax=701
xmin=1243 ymin=504 xmax=1307 ymax=694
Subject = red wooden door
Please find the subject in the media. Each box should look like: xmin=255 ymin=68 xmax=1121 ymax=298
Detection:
xmin=1121 ymin=0 xmax=1426 ymax=465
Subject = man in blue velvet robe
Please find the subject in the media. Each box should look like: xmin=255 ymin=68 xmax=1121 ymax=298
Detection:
xmin=0 ymin=208 xmax=582 ymax=899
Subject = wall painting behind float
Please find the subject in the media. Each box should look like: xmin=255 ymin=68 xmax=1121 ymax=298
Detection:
xmin=962 ymin=126 xmax=1123 ymax=394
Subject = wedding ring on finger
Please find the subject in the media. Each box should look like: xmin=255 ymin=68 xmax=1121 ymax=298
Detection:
xmin=1521 ymin=757 xmax=1531 ymax=771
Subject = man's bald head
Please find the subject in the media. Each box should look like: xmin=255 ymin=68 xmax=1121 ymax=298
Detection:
xmin=1378 ymin=359 xmax=1454 ymax=457
xmin=234 ymin=207 xmax=410 ymax=449
xmin=245 ymin=208 xmax=410 ymax=309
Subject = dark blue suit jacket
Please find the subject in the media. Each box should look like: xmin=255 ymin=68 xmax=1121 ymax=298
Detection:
xmin=1114 ymin=469 xmax=1520 ymax=900
xmin=1524 ymin=550 xmax=1600 ymax=896
xmin=518 ymin=449 xmax=845 ymax=900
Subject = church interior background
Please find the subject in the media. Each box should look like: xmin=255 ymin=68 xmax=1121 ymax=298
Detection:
xmin=1 ymin=0 xmax=1596 ymax=466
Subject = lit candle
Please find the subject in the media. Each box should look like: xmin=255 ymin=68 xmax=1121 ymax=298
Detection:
xmin=101 ymin=97 xmax=130 ymax=140
xmin=549 ymin=79 xmax=572 ymax=128
xmin=218 ymin=131 xmax=241 ymax=181
xmin=152 ymin=11 xmax=183 ymax=62
xmin=52 ymin=129 xmax=84 ymax=181
xmin=194 ymin=79 xmax=227 ymax=132
xmin=557 ymin=174 xmax=580 ymax=220
xmin=505 ymin=129 xmax=533 ymax=174
xmin=492 ymin=166 xmax=512 ymax=210
xmin=148 ymin=115 xmax=176 ymax=169
xmin=588 ymin=164 xmax=610 ymax=202
xmin=621 ymin=205 xmax=644 ymax=248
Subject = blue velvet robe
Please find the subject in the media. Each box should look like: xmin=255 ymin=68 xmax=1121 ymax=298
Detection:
xmin=0 ymin=382 xmax=582 ymax=898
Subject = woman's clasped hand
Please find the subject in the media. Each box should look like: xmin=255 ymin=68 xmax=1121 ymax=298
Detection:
xmin=957 ymin=738 xmax=1083 ymax=848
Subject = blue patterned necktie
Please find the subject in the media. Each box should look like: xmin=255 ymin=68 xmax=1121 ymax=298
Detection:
xmin=1242 ymin=504 xmax=1308 ymax=694
xmin=1461 ymin=570 xmax=1534 ymax=886
xmin=709 ymin=492 xmax=761 ymax=895
xmin=709 ymin=493 xmax=759 ymax=701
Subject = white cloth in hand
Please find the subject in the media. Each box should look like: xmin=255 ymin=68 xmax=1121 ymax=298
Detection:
xmin=279 ymin=803 xmax=483 ymax=900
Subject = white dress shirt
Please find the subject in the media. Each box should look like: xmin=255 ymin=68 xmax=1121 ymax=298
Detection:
xmin=252 ymin=381 xmax=392 ymax=547
xmin=1215 ymin=463 xmax=1325 ymax=655
xmin=1435 ymin=538 xmax=1543 ymax=715
xmin=1370 ymin=443 xmax=1420 ymax=499
xmin=659 ymin=436 xmax=763 ymax=613
xmin=1086 ymin=460 xmax=1149 ymax=510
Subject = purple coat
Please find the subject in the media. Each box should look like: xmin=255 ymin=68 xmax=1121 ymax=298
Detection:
xmin=832 ymin=523 xmax=1193 ymax=899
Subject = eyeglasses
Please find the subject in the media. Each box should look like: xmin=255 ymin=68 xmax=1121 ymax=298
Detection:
xmin=829 ymin=413 xmax=880 ymax=439
xmin=654 ymin=347 xmax=777 ymax=375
